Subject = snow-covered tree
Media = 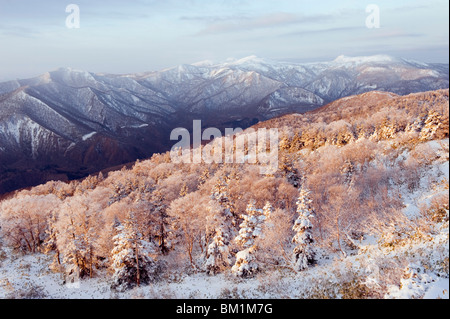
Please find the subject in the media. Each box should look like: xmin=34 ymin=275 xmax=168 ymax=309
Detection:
xmin=232 ymin=200 xmax=266 ymax=277
xmin=262 ymin=201 xmax=274 ymax=220
xmin=202 ymin=176 xmax=237 ymax=275
xmin=231 ymin=246 xmax=258 ymax=278
xmin=292 ymin=185 xmax=315 ymax=271
xmin=44 ymin=211 xmax=61 ymax=272
xmin=211 ymin=176 xmax=233 ymax=216
xmin=420 ymin=110 xmax=443 ymax=141
xmin=341 ymin=159 xmax=356 ymax=187
xmin=197 ymin=168 xmax=210 ymax=189
xmin=0 ymin=194 xmax=60 ymax=253
xmin=234 ymin=200 xmax=265 ymax=249
xmin=151 ymin=190 xmax=172 ymax=255
xmin=168 ymin=192 xmax=210 ymax=268
xmin=205 ymin=227 xmax=230 ymax=275
xmin=56 ymin=196 xmax=103 ymax=280
xmin=110 ymin=211 xmax=157 ymax=291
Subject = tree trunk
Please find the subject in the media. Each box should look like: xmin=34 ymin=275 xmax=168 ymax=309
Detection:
xmin=135 ymin=241 xmax=140 ymax=287
xmin=335 ymin=214 xmax=344 ymax=257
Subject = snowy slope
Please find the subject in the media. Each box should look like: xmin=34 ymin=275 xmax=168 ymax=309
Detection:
xmin=0 ymin=55 xmax=448 ymax=194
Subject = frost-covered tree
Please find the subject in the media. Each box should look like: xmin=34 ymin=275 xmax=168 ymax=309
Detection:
xmin=234 ymin=200 xmax=265 ymax=249
xmin=341 ymin=159 xmax=356 ymax=187
xmin=44 ymin=211 xmax=61 ymax=271
xmin=204 ymin=199 xmax=232 ymax=274
xmin=231 ymin=246 xmax=258 ymax=277
xmin=210 ymin=175 xmax=236 ymax=231
xmin=0 ymin=194 xmax=60 ymax=253
xmin=262 ymin=201 xmax=274 ymax=220
xmin=203 ymin=176 xmax=237 ymax=274
xmin=55 ymin=193 xmax=107 ymax=281
xmin=168 ymin=192 xmax=210 ymax=268
xmin=211 ymin=175 xmax=234 ymax=217
xmin=232 ymin=200 xmax=266 ymax=277
xmin=151 ymin=190 xmax=172 ymax=255
xmin=292 ymin=185 xmax=315 ymax=271
xmin=197 ymin=168 xmax=210 ymax=189
xmin=420 ymin=110 xmax=443 ymax=141
xmin=255 ymin=208 xmax=294 ymax=267
xmin=205 ymin=227 xmax=230 ymax=275
xmin=110 ymin=211 xmax=157 ymax=291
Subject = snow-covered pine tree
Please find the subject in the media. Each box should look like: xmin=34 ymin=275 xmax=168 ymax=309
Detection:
xmin=44 ymin=211 xmax=61 ymax=272
xmin=211 ymin=176 xmax=232 ymax=213
xmin=260 ymin=201 xmax=274 ymax=242
xmin=204 ymin=177 xmax=236 ymax=274
xmin=292 ymin=185 xmax=315 ymax=271
xmin=197 ymin=168 xmax=210 ymax=189
xmin=208 ymin=175 xmax=236 ymax=240
xmin=205 ymin=227 xmax=231 ymax=275
xmin=341 ymin=159 xmax=356 ymax=187
xmin=234 ymin=200 xmax=265 ymax=249
xmin=232 ymin=200 xmax=266 ymax=277
xmin=231 ymin=246 xmax=258 ymax=277
xmin=420 ymin=110 xmax=443 ymax=141
xmin=151 ymin=190 xmax=172 ymax=255
xmin=262 ymin=201 xmax=274 ymax=220
xmin=179 ymin=183 xmax=189 ymax=197
xmin=110 ymin=211 xmax=156 ymax=291
xmin=60 ymin=214 xmax=88 ymax=283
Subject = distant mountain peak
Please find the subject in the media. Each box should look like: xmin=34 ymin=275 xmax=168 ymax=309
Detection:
xmin=224 ymin=55 xmax=267 ymax=65
xmin=333 ymin=54 xmax=398 ymax=64
xmin=0 ymin=54 xmax=448 ymax=194
xmin=190 ymin=60 xmax=215 ymax=67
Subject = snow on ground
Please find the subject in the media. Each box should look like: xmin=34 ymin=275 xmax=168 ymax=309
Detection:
xmin=0 ymin=140 xmax=448 ymax=299
xmin=1 ymin=228 xmax=447 ymax=299
xmin=82 ymin=131 xmax=97 ymax=141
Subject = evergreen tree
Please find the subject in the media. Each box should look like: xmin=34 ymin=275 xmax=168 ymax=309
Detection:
xmin=420 ymin=110 xmax=443 ymax=140
xmin=341 ymin=159 xmax=356 ymax=187
xmin=234 ymin=200 xmax=265 ymax=249
xmin=262 ymin=201 xmax=274 ymax=220
xmin=232 ymin=200 xmax=266 ymax=277
xmin=231 ymin=246 xmax=258 ymax=278
xmin=209 ymin=175 xmax=235 ymax=236
xmin=151 ymin=190 xmax=172 ymax=255
xmin=197 ymin=168 xmax=210 ymax=189
xmin=211 ymin=176 xmax=233 ymax=215
xmin=110 ymin=211 xmax=156 ymax=291
xmin=279 ymin=154 xmax=301 ymax=188
xmin=205 ymin=227 xmax=230 ymax=275
xmin=292 ymin=185 xmax=315 ymax=271
xmin=44 ymin=211 xmax=61 ymax=272
xmin=204 ymin=177 xmax=235 ymax=274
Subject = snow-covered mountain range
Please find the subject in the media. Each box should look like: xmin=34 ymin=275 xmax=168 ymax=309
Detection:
xmin=0 ymin=55 xmax=448 ymax=193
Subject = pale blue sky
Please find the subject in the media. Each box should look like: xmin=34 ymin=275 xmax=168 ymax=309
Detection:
xmin=0 ymin=0 xmax=448 ymax=80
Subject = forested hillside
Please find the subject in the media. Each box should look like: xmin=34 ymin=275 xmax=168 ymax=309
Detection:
xmin=0 ymin=89 xmax=448 ymax=299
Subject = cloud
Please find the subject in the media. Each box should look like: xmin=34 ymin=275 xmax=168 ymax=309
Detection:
xmin=282 ymin=26 xmax=363 ymax=37
xmin=0 ymin=24 xmax=42 ymax=38
xmin=356 ymin=29 xmax=425 ymax=41
xmin=194 ymin=12 xmax=334 ymax=36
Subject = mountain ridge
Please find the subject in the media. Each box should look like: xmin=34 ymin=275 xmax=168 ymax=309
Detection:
xmin=0 ymin=55 xmax=448 ymax=194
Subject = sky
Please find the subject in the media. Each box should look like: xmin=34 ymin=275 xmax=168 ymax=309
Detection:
xmin=0 ymin=0 xmax=448 ymax=80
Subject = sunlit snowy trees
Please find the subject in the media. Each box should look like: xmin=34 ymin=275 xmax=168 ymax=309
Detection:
xmin=205 ymin=227 xmax=231 ymax=275
xmin=292 ymin=185 xmax=315 ymax=271
xmin=0 ymin=89 xmax=447 ymax=295
xmin=110 ymin=212 xmax=157 ymax=291
xmin=0 ymin=194 xmax=60 ymax=253
xmin=56 ymin=195 xmax=104 ymax=280
xmin=232 ymin=200 xmax=267 ymax=277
